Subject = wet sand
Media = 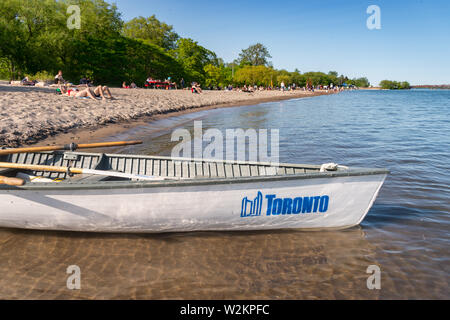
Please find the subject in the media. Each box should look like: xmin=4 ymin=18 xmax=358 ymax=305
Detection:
xmin=1 ymin=215 xmax=446 ymax=300
xmin=0 ymin=227 xmax=383 ymax=300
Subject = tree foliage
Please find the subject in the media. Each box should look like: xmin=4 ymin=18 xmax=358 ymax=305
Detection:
xmin=0 ymin=0 xmax=185 ymax=85
xmin=234 ymin=65 xmax=277 ymax=86
xmin=380 ymin=80 xmax=411 ymax=90
xmin=173 ymin=38 xmax=217 ymax=84
xmin=204 ymin=64 xmax=232 ymax=88
xmin=351 ymin=77 xmax=370 ymax=88
xmin=123 ymin=15 xmax=179 ymax=51
xmin=237 ymin=43 xmax=272 ymax=67
xmin=231 ymin=68 xmax=370 ymax=88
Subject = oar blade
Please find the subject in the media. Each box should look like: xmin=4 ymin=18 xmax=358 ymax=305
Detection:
xmin=0 ymin=140 xmax=143 ymax=156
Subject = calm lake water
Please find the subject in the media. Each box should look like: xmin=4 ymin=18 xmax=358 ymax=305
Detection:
xmin=0 ymin=90 xmax=448 ymax=299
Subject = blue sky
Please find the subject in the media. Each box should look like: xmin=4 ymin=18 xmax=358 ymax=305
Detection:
xmin=112 ymin=0 xmax=450 ymax=85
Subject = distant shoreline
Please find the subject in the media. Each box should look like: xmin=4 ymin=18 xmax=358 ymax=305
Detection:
xmin=0 ymin=85 xmax=336 ymax=148
xmin=360 ymin=87 xmax=383 ymax=90
xmin=412 ymin=85 xmax=450 ymax=89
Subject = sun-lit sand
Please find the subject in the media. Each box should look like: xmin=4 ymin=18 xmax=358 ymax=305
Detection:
xmin=0 ymin=84 xmax=327 ymax=147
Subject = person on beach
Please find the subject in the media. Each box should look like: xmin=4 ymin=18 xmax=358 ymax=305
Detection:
xmin=191 ymin=82 xmax=202 ymax=94
xmin=180 ymin=78 xmax=185 ymax=89
xmin=54 ymin=70 xmax=65 ymax=84
xmin=122 ymin=82 xmax=130 ymax=89
xmin=21 ymin=76 xmax=35 ymax=86
xmin=59 ymin=84 xmax=114 ymax=100
xmin=79 ymin=77 xmax=92 ymax=86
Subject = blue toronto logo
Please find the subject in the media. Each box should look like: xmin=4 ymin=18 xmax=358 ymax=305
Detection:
xmin=241 ymin=191 xmax=330 ymax=218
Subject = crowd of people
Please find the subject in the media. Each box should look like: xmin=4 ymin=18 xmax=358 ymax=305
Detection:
xmin=9 ymin=71 xmax=349 ymax=103
xmin=223 ymin=82 xmax=348 ymax=93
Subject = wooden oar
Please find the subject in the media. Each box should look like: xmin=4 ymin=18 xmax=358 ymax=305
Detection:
xmin=0 ymin=176 xmax=25 ymax=186
xmin=0 ymin=162 xmax=166 ymax=182
xmin=0 ymin=140 xmax=143 ymax=156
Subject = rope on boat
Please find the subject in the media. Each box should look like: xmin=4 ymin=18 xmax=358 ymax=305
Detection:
xmin=320 ymin=163 xmax=349 ymax=172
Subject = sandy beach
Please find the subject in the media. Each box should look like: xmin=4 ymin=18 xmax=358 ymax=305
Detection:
xmin=0 ymin=84 xmax=332 ymax=147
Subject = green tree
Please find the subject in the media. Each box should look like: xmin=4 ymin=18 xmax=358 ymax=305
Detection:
xmin=237 ymin=43 xmax=272 ymax=67
xmin=0 ymin=0 xmax=124 ymax=82
xmin=204 ymin=64 xmax=231 ymax=88
xmin=400 ymin=81 xmax=411 ymax=89
xmin=121 ymin=38 xmax=184 ymax=86
xmin=351 ymin=77 xmax=370 ymax=87
xmin=380 ymin=80 xmax=410 ymax=90
xmin=234 ymin=65 xmax=277 ymax=87
xmin=302 ymin=72 xmax=334 ymax=86
xmin=123 ymin=15 xmax=179 ymax=51
xmin=276 ymin=69 xmax=292 ymax=86
xmin=328 ymin=71 xmax=338 ymax=77
xmin=173 ymin=38 xmax=217 ymax=84
xmin=0 ymin=0 xmax=64 ymax=79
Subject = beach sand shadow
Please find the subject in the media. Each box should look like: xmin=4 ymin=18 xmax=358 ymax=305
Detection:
xmin=0 ymin=85 xmax=55 ymax=94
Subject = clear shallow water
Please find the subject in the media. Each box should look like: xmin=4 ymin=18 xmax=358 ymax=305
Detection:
xmin=0 ymin=90 xmax=448 ymax=299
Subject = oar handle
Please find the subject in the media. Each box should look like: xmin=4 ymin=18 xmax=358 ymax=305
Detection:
xmin=0 ymin=176 xmax=25 ymax=186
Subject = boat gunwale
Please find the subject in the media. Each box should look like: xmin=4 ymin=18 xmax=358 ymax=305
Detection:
xmin=0 ymin=168 xmax=390 ymax=191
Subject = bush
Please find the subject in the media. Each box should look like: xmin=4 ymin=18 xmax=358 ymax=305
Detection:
xmin=0 ymin=58 xmax=9 ymax=80
xmin=26 ymin=71 xmax=55 ymax=82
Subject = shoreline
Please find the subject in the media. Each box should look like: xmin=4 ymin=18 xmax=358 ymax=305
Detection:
xmin=0 ymin=85 xmax=335 ymax=148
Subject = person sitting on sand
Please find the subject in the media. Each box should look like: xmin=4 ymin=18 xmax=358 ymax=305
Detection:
xmin=122 ymin=82 xmax=130 ymax=89
xmin=191 ymin=82 xmax=202 ymax=94
xmin=59 ymin=84 xmax=114 ymax=100
xmin=80 ymin=77 xmax=91 ymax=86
xmin=54 ymin=70 xmax=65 ymax=84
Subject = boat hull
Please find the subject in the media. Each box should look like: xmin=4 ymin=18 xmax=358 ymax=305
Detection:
xmin=0 ymin=173 xmax=387 ymax=233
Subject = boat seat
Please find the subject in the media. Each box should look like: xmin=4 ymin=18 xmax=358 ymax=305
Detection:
xmin=61 ymin=154 xmax=112 ymax=183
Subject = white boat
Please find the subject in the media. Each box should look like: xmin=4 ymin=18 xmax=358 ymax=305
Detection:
xmin=0 ymin=151 xmax=389 ymax=233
